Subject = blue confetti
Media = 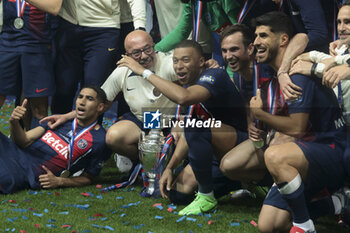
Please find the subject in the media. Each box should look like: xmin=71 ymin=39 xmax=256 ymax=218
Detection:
xmin=47 ymin=219 xmax=56 ymax=223
xmin=155 ymin=205 xmax=163 ymax=210
xmin=120 ymin=213 xmax=126 ymax=217
xmin=197 ymin=224 xmax=202 ymax=227
xmin=92 ymin=224 xmax=101 ymax=228
xmin=50 ymin=202 xmax=56 ymax=206
xmin=86 ymin=192 xmax=94 ymax=197
xmin=11 ymin=208 xmax=27 ymax=213
xmin=176 ymin=216 xmax=186 ymax=223
xmin=101 ymin=217 xmax=108 ymax=221
xmin=21 ymin=215 xmax=28 ymax=220
xmin=33 ymin=213 xmax=43 ymax=217
xmin=2 ymin=209 xmax=7 ymax=213
xmin=96 ymin=194 xmax=103 ymax=199
xmin=186 ymin=217 xmax=197 ymax=222
xmin=46 ymin=224 xmax=57 ymax=228
xmin=59 ymin=211 xmax=69 ymax=215
xmin=133 ymin=224 xmax=144 ymax=229
xmin=104 ymin=226 xmax=114 ymax=231
xmin=28 ymin=191 xmax=38 ymax=195
xmin=44 ymin=209 xmax=49 ymax=213
xmin=155 ymin=215 xmax=163 ymax=220
xmin=122 ymin=221 xmax=130 ymax=225
xmin=116 ymin=196 xmax=123 ymax=200
xmin=231 ymin=222 xmax=240 ymax=226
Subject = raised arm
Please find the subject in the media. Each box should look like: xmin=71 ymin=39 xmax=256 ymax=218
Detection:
xmin=10 ymin=99 xmax=46 ymax=148
xmin=25 ymin=0 xmax=62 ymax=15
xmin=117 ymin=55 xmax=211 ymax=105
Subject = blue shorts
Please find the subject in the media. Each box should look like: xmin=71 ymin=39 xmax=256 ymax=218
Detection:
xmin=53 ymin=18 xmax=120 ymax=111
xmin=0 ymin=51 xmax=55 ymax=97
xmin=263 ymin=141 xmax=345 ymax=211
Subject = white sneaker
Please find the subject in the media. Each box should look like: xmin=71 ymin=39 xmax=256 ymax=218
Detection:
xmin=114 ymin=153 xmax=133 ymax=173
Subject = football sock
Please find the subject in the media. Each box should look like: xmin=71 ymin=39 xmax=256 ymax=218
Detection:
xmin=185 ymin=126 xmax=213 ymax=195
xmin=277 ymin=174 xmax=311 ymax=225
xmin=332 ymin=195 xmax=342 ymax=215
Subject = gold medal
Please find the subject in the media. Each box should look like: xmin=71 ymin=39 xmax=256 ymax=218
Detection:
xmin=14 ymin=17 xmax=24 ymax=29
xmin=60 ymin=170 xmax=70 ymax=178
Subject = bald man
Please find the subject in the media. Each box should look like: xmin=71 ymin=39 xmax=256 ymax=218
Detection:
xmin=101 ymin=30 xmax=178 ymax=163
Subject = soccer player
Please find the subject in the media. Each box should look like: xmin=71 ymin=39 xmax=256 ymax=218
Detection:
xmin=219 ymin=24 xmax=277 ymax=186
xmin=249 ymin=12 xmax=347 ymax=233
xmin=25 ymin=0 xmax=146 ymax=114
xmin=0 ymin=86 xmax=111 ymax=194
xmin=0 ymin=0 xmax=56 ymax=128
xmin=119 ymin=39 xmax=248 ymax=215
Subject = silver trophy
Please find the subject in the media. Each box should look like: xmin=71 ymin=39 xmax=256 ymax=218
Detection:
xmin=138 ymin=129 xmax=165 ymax=195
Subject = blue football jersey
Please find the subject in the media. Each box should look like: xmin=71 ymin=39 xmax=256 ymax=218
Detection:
xmin=0 ymin=0 xmax=56 ymax=53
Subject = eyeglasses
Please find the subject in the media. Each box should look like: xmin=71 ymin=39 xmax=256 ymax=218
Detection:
xmin=127 ymin=45 xmax=154 ymax=59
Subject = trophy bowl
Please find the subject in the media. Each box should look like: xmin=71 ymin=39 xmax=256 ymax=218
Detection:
xmin=138 ymin=129 xmax=164 ymax=195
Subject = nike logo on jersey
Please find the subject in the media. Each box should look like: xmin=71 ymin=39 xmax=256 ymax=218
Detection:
xmin=36 ymin=88 xmax=48 ymax=93
xmin=108 ymin=48 xmax=116 ymax=52
xmin=329 ymin=143 xmax=335 ymax=149
xmin=127 ymin=87 xmax=135 ymax=91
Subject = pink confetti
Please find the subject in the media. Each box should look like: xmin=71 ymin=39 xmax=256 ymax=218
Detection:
xmin=20 ymin=230 xmax=27 ymax=233
xmin=96 ymin=184 xmax=102 ymax=189
xmin=208 ymin=221 xmax=215 ymax=225
xmin=61 ymin=225 xmax=71 ymax=228
xmin=9 ymin=200 xmax=16 ymax=203
xmin=71 ymin=231 xmax=77 ymax=233
xmin=250 ymin=220 xmax=257 ymax=227
xmin=34 ymin=224 xmax=40 ymax=228
xmin=54 ymin=192 xmax=61 ymax=196
xmin=81 ymin=192 xmax=90 ymax=197
xmin=167 ymin=207 xmax=174 ymax=212
xmin=153 ymin=203 xmax=162 ymax=207
xmin=94 ymin=213 xmax=104 ymax=217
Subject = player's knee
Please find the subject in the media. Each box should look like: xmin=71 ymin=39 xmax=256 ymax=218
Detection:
xmin=258 ymin=222 xmax=274 ymax=233
xmin=264 ymin=146 xmax=284 ymax=169
xmin=219 ymin=157 xmax=232 ymax=176
xmin=106 ymin=128 xmax=124 ymax=147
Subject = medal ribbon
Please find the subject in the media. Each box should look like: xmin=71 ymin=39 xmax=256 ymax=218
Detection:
xmin=267 ymin=79 xmax=279 ymax=115
xmin=278 ymin=0 xmax=284 ymax=11
xmin=16 ymin=0 xmax=26 ymax=18
xmin=192 ymin=0 xmax=203 ymax=41
xmin=237 ymin=0 xmax=256 ymax=23
xmin=67 ymin=118 xmax=97 ymax=170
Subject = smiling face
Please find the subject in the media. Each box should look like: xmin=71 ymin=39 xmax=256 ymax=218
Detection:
xmin=253 ymin=25 xmax=279 ymax=64
xmin=338 ymin=6 xmax=350 ymax=43
xmin=173 ymin=47 xmax=205 ymax=85
xmin=75 ymin=88 xmax=104 ymax=126
xmin=221 ymin=32 xmax=253 ymax=72
xmin=125 ymin=31 xmax=156 ymax=70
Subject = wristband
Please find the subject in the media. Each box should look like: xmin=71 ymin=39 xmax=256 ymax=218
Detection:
xmin=142 ymin=69 xmax=153 ymax=80
xmin=135 ymin=27 xmax=146 ymax=31
xmin=310 ymin=62 xmax=317 ymax=76
xmin=315 ymin=63 xmax=325 ymax=75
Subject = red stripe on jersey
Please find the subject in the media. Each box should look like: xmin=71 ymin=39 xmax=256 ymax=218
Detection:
xmin=29 ymin=6 xmax=45 ymax=40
